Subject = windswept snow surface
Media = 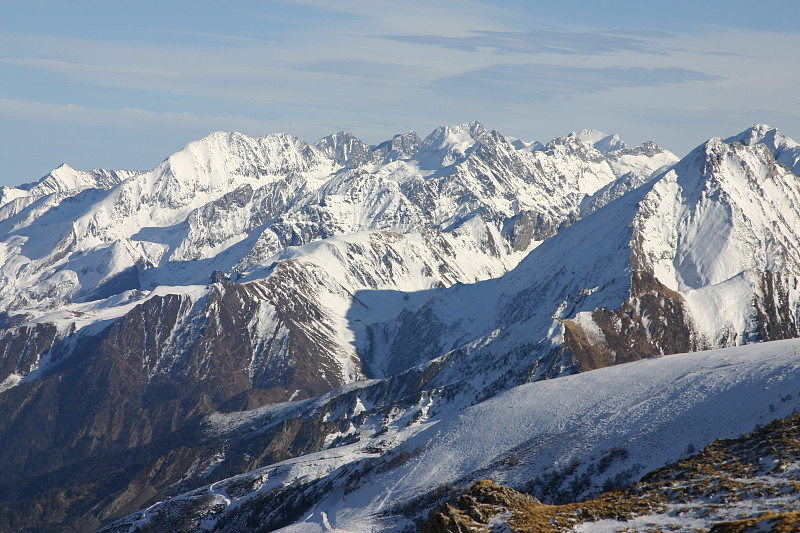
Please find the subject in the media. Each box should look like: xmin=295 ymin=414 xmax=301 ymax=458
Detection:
xmin=323 ymin=339 xmax=800 ymax=532
xmin=105 ymin=338 xmax=800 ymax=533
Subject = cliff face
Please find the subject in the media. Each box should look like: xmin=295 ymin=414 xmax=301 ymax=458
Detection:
xmin=560 ymin=269 xmax=800 ymax=372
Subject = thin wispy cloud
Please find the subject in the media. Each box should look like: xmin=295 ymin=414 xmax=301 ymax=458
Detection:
xmin=594 ymin=29 xmax=674 ymax=38
xmin=431 ymin=63 xmax=724 ymax=101
xmin=146 ymin=29 xmax=281 ymax=46
xmin=0 ymin=57 xmax=174 ymax=78
xmin=292 ymin=59 xmax=417 ymax=79
xmin=0 ymin=97 xmax=273 ymax=180
xmin=0 ymin=98 xmax=262 ymax=128
xmin=631 ymin=105 xmax=800 ymax=130
xmin=373 ymin=29 xmax=674 ymax=56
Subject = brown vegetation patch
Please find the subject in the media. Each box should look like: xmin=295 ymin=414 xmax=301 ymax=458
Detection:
xmin=420 ymin=480 xmax=664 ymax=533
xmin=710 ymin=511 xmax=800 ymax=533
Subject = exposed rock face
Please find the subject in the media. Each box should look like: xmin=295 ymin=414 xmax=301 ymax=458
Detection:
xmin=420 ymin=480 xmax=543 ymax=533
xmin=315 ymin=131 xmax=378 ymax=168
xmin=0 ymin=323 xmax=58 ymax=390
xmin=561 ymin=268 xmax=800 ymax=373
xmin=503 ymin=210 xmax=575 ymax=251
xmin=0 ymin=271 xmax=356 ymax=473
xmin=372 ymin=131 xmax=423 ymax=162
xmin=754 ymin=270 xmax=800 ymax=341
xmin=561 ymin=270 xmax=705 ymax=371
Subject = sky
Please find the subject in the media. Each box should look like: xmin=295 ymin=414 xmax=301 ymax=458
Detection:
xmin=1 ymin=0 xmax=799 ymax=186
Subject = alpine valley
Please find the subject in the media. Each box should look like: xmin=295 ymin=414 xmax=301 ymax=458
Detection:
xmin=1 ymin=121 xmax=800 ymax=532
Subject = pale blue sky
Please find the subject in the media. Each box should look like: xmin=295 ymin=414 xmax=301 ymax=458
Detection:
xmin=1 ymin=0 xmax=799 ymax=185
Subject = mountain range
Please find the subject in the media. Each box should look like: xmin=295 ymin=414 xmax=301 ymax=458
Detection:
xmin=0 ymin=121 xmax=799 ymax=532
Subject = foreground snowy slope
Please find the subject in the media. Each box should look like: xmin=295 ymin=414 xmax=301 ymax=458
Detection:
xmin=421 ymin=413 xmax=800 ymax=532
xmin=100 ymin=338 xmax=800 ymax=532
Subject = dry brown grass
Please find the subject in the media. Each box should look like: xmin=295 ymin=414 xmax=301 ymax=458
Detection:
xmin=709 ymin=511 xmax=800 ymax=533
xmin=420 ymin=480 xmax=665 ymax=533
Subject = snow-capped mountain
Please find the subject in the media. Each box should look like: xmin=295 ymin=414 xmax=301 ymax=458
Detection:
xmin=0 ymin=121 xmax=674 ymax=390
xmin=0 ymin=164 xmax=140 ymax=225
xmin=1 ymin=122 xmax=799 ymax=533
xmin=726 ymin=122 xmax=800 ymax=175
xmin=356 ymin=126 xmax=800 ymax=406
xmin=575 ymin=128 xmax=628 ymax=153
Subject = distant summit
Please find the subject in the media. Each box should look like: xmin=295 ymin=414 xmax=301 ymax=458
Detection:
xmin=575 ymin=128 xmax=628 ymax=153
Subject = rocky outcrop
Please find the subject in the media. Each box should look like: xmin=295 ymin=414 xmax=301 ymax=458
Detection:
xmin=561 ymin=270 xmax=706 ymax=371
xmin=0 ymin=323 xmax=58 ymax=390
xmin=754 ymin=270 xmax=800 ymax=341
xmin=420 ymin=480 xmax=543 ymax=533
xmin=561 ymin=269 xmax=800 ymax=373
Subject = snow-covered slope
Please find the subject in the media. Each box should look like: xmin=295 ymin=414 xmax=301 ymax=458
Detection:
xmin=98 ymin=338 xmax=800 ymax=533
xmin=632 ymin=136 xmax=800 ymax=291
xmin=0 ymin=164 xmax=139 ymax=223
xmin=421 ymin=414 xmax=800 ymax=532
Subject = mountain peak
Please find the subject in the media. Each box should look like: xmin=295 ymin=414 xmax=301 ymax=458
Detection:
xmin=53 ymin=162 xmax=76 ymax=172
xmin=735 ymin=122 xmax=775 ymax=137
xmin=17 ymin=162 xmax=129 ymax=197
xmin=314 ymin=131 xmax=374 ymax=167
xmin=372 ymin=131 xmax=422 ymax=161
xmin=724 ymin=124 xmax=800 ymax=174
xmin=16 ymin=163 xmax=78 ymax=191
xmin=594 ymin=133 xmax=627 ymax=153
xmin=574 ymin=128 xmax=608 ymax=144
xmin=574 ymin=129 xmax=628 ymax=153
xmin=418 ymin=121 xmax=490 ymax=166
xmin=164 ymin=130 xmax=317 ymax=174
xmin=630 ymin=131 xmax=800 ymax=293
xmin=421 ymin=121 xmax=489 ymax=151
